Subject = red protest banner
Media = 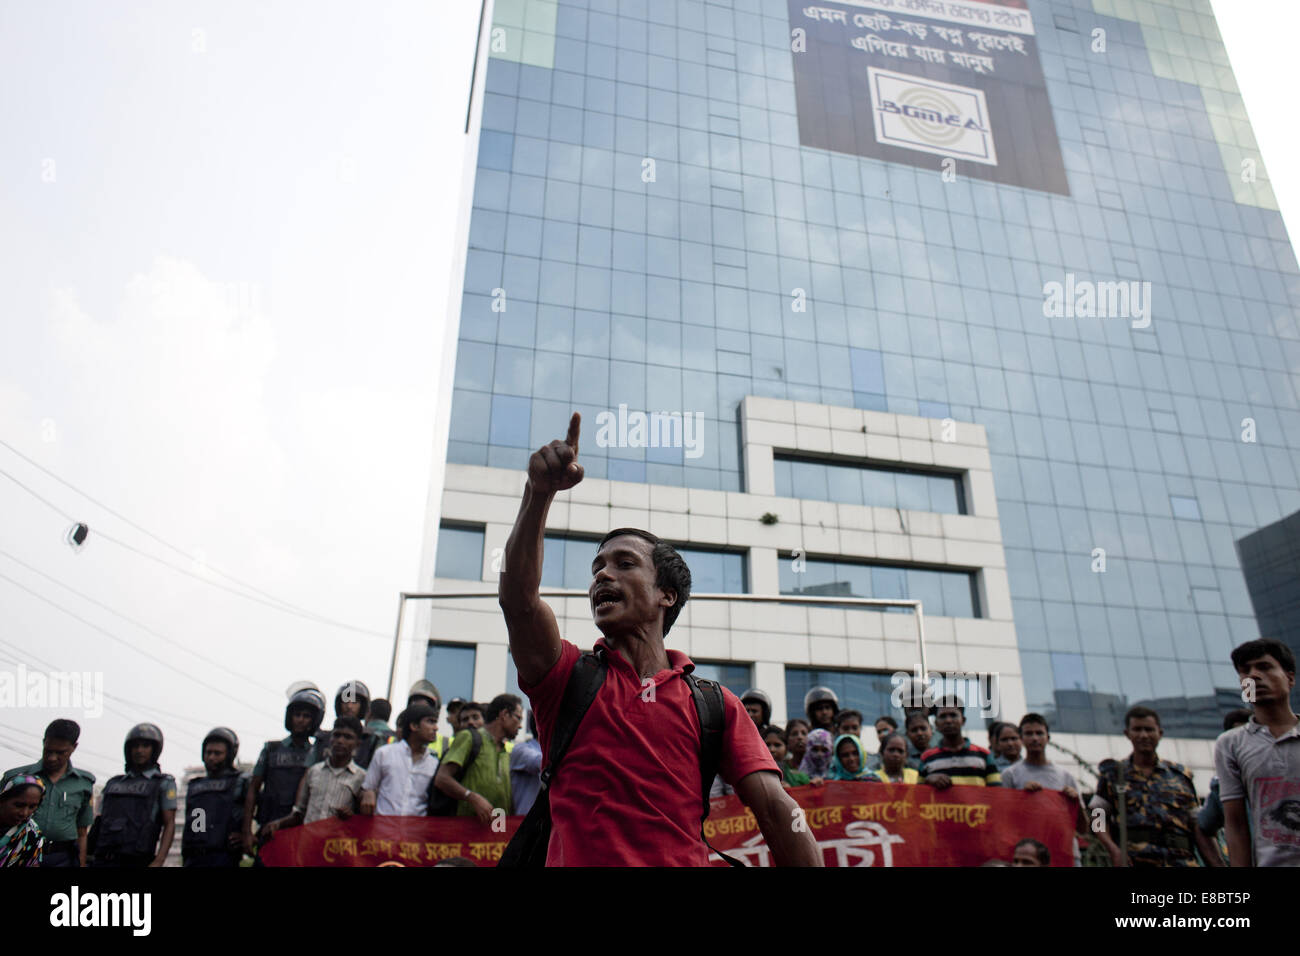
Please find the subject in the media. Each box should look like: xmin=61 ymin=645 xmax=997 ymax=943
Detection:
xmin=259 ymin=783 xmax=1076 ymax=866
xmin=706 ymin=781 xmax=1077 ymax=866
xmin=258 ymin=814 xmax=521 ymax=867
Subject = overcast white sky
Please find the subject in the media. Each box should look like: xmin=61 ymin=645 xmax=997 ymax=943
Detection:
xmin=0 ymin=0 xmax=1295 ymax=781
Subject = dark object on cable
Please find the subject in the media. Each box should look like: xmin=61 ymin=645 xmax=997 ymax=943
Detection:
xmin=66 ymin=522 xmax=89 ymax=549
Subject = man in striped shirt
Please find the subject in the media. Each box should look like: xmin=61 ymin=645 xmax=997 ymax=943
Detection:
xmin=919 ymin=699 xmax=1002 ymax=789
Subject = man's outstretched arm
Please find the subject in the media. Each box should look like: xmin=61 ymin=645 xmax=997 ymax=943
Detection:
xmin=499 ymin=412 xmax=584 ymax=686
xmin=734 ymin=770 xmax=823 ymax=866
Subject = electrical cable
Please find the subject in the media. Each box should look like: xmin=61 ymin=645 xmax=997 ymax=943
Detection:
xmin=0 ymin=546 xmax=281 ymax=695
xmin=0 ymin=641 xmax=213 ymax=734
xmin=0 ymin=452 xmax=389 ymax=639
xmin=0 ymin=571 xmax=270 ymax=718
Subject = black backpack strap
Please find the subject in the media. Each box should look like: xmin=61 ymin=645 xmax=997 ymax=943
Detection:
xmin=499 ymin=649 xmax=608 ymax=867
xmin=463 ymin=728 xmax=483 ymax=776
xmin=686 ymin=674 xmax=745 ymax=867
xmin=538 ymin=648 xmax=607 ymax=792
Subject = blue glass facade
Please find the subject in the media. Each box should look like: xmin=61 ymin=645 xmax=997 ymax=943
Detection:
xmin=447 ymin=0 xmax=1300 ymax=737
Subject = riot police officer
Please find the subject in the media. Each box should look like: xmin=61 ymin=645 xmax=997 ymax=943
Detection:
xmin=242 ymin=685 xmax=324 ymax=856
xmin=803 ymin=686 xmax=840 ymax=735
xmin=89 ymin=723 xmax=177 ymax=867
xmin=313 ymin=680 xmax=382 ymax=769
xmin=182 ymin=727 xmax=248 ymax=867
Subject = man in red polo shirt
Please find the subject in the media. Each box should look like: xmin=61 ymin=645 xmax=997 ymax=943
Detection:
xmin=498 ymin=413 xmax=822 ymax=866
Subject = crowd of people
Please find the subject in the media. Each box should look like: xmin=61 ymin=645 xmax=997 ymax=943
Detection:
xmin=1 ymin=637 xmax=1295 ymax=867
xmin=0 ymin=678 xmax=535 ymax=867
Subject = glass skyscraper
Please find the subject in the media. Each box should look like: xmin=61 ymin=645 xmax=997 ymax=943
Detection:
xmin=428 ymin=0 xmax=1298 ymax=741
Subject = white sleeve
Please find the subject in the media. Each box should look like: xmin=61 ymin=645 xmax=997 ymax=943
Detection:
xmin=1214 ymin=731 xmax=1245 ymax=803
xmin=362 ymin=748 xmax=385 ymax=791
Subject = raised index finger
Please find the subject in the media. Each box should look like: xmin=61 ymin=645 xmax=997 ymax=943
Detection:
xmin=565 ymin=412 xmax=581 ymax=456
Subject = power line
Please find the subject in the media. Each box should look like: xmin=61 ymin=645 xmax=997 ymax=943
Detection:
xmin=0 ymin=453 xmax=389 ymax=639
xmin=0 ymin=546 xmax=281 ymax=695
xmin=0 ymin=438 xmax=332 ymax=614
xmin=0 ymin=719 xmax=121 ymax=768
xmin=0 ymin=570 xmax=270 ymax=719
xmin=0 ymin=641 xmax=213 ymax=735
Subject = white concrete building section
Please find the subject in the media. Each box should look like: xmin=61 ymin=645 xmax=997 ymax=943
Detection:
xmin=411 ymin=396 xmax=1217 ymax=789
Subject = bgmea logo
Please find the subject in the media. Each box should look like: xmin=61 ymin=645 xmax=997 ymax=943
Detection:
xmin=868 ymin=67 xmax=997 ymax=166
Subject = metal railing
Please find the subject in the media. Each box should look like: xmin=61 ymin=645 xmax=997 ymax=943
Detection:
xmin=387 ymin=589 xmax=927 ymax=700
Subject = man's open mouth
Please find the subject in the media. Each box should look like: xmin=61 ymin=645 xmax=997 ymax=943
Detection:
xmin=593 ymin=588 xmax=622 ymax=610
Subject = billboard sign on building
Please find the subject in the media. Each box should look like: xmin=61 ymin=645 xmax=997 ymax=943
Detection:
xmin=789 ymin=0 xmax=1069 ymax=194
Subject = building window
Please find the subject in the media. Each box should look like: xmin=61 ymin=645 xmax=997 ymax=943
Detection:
xmin=426 ymin=643 xmax=476 ymax=704
xmin=541 ymin=533 xmax=747 ymax=592
xmin=774 ymin=455 xmax=966 ymax=515
xmin=435 ymin=524 xmax=485 ymax=581
xmin=779 ymin=554 xmax=980 ymax=618
xmin=692 ymin=661 xmax=752 ymax=694
xmin=785 ymin=668 xmax=900 ymax=728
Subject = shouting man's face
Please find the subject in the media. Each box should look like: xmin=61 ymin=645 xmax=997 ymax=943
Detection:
xmin=590 ymin=535 xmax=674 ymax=637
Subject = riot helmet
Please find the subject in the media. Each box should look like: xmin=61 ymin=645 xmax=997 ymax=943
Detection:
xmin=202 ymin=726 xmax=240 ymax=768
xmin=406 ymin=679 xmax=442 ymax=710
xmin=123 ymin=722 xmax=164 ymax=768
xmin=284 ymin=687 xmax=326 ymax=735
xmin=335 ymin=680 xmax=371 ymax=720
xmin=803 ymin=686 xmax=840 ymax=724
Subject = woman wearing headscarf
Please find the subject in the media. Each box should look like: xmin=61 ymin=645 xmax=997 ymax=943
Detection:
xmin=798 ymin=728 xmax=834 ymax=782
xmin=872 ymin=732 xmax=920 ymax=784
xmin=0 ymin=774 xmax=45 ymax=867
xmin=829 ymin=734 xmax=875 ymax=782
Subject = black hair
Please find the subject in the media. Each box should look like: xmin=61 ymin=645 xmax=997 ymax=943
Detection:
xmin=485 ymin=694 xmax=523 ymax=723
xmin=332 ymin=717 xmax=364 ymax=737
xmin=596 ymin=528 xmax=692 ymax=634
xmin=1223 ymin=708 xmax=1253 ymax=731
xmin=369 ymin=699 xmax=392 ymax=721
xmin=1018 ymin=713 xmax=1050 ymax=734
xmin=935 ymin=695 xmax=965 ymax=714
xmin=880 ymin=732 xmax=908 ymax=752
xmin=44 ymin=719 xmax=81 ymax=745
xmin=785 ymin=718 xmax=811 ymax=734
xmin=1125 ymin=705 xmax=1160 ymax=729
xmin=459 ymin=701 xmax=483 ymax=716
xmin=875 ymin=716 xmax=898 ymax=730
xmin=905 ymin=712 xmax=932 ymax=730
xmin=399 ymin=704 xmax=437 ymax=740
xmin=987 ymin=720 xmax=1009 ymax=745
xmin=833 ymin=709 xmax=863 ymax=729
xmin=1230 ymin=638 xmax=1296 ymax=676
xmin=764 ymin=724 xmax=786 ymax=741
xmin=994 ymin=722 xmax=1020 ymax=742
xmin=1015 ymin=838 xmax=1051 ymax=865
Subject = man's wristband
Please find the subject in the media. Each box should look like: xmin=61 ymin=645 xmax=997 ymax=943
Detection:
xmin=464 ymin=788 xmax=473 ymax=801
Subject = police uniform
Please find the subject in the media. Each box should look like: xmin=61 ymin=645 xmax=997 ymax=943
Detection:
xmin=90 ymin=765 xmax=178 ymax=867
xmin=1 ymin=761 xmax=95 ymax=866
xmin=253 ymin=686 xmax=328 ymax=841
xmin=1094 ymin=756 xmax=1200 ymax=867
xmin=182 ymin=768 xmax=249 ymax=867
xmin=253 ymin=735 xmax=317 ymax=828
